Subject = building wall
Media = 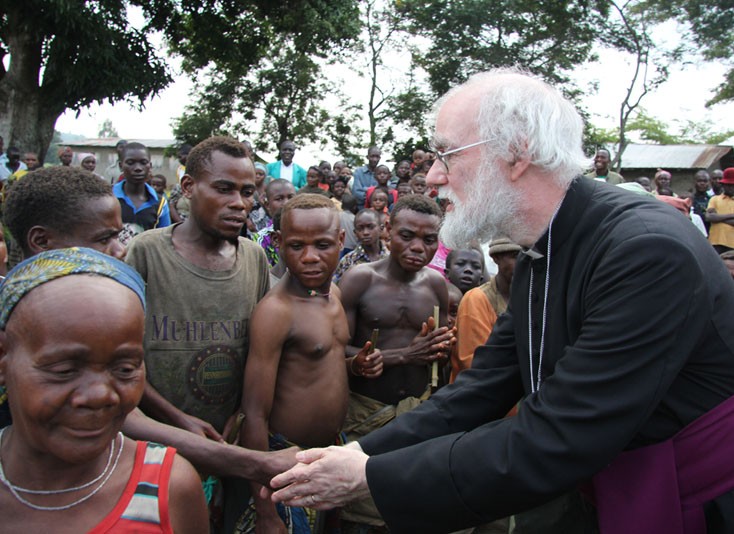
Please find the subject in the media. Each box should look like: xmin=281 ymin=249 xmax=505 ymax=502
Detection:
xmin=66 ymin=144 xmax=179 ymax=185
xmin=621 ymin=164 xmax=727 ymax=195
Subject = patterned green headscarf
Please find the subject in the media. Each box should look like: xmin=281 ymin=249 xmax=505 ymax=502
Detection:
xmin=0 ymin=247 xmax=145 ymax=329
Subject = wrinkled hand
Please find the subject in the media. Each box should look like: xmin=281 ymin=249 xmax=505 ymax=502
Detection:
xmin=352 ymin=341 xmax=383 ymax=379
xmin=270 ymin=446 xmax=370 ymax=510
xmin=404 ymin=315 xmax=455 ymax=365
xmin=176 ymin=412 xmax=223 ymax=442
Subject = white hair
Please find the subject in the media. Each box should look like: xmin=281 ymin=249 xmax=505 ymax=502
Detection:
xmin=437 ymin=67 xmax=587 ymax=187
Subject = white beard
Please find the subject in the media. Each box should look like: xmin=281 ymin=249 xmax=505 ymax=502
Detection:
xmin=439 ymin=158 xmax=522 ymax=248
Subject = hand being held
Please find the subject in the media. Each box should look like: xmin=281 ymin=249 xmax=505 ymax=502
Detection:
xmin=270 ymin=446 xmax=370 ymax=510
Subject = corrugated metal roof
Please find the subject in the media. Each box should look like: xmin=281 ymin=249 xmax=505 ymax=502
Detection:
xmin=620 ymin=144 xmax=731 ymax=170
xmin=61 ymin=138 xmax=177 ymax=149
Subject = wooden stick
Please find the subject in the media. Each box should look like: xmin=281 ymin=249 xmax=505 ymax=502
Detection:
xmin=431 ymin=305 xmax=439 ymax=388
xmin=226 ymin=412 xmax=246 ymax=444
xmin=369 ymin=328 xmax=379 ymax=354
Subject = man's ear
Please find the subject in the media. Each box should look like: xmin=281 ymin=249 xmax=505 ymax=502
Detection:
xmin=274 ymin=230 xmax=282 ymax=250
xmin=509 ymin=149 xmax=531 ymax=182
xmin=27 ymin=226 xmax=52 ymax=255
xmin=338 ymin=228 xmax=345 ymax=249
xmin=181 ymin=174 xmax=195 ymax=199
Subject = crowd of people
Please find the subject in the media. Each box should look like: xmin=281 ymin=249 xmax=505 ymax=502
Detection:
xmin=2 ymin=67 xmax=734 ymax=534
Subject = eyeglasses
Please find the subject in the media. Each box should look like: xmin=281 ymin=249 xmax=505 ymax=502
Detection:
xmin=433 ymin=139 xmax=492 ymax=173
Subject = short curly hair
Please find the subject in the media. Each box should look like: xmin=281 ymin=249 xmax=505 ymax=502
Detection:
xmin=282 ymin=192 xmax=336 ymax=213
xmin=186 ymin=136 xmax=249 ymax=180
xmin=280 ymin=193 xmax=339 ymax=229
xmin=389 ymin=193 xmax=442 ymax=225
xmin=3 ymin=167 xmax=112 ymax=256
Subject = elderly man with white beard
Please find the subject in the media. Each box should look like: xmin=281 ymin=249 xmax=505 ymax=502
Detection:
xmin=268 ymin=68 xmax=734 ymax=534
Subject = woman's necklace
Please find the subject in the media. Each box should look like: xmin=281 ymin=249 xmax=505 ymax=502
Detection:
xmin=0 ymin=427 xmax=117 ymax=495
xmin=0 ymin=427 xmax=124 ymax=511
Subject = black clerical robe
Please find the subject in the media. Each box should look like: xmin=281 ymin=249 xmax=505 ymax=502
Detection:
xmin=359 ymin=177 xmax=734 ymax=533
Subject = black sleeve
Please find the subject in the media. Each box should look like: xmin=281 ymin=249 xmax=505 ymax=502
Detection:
xmin=363 ymin=234 xmax=711 ymax=534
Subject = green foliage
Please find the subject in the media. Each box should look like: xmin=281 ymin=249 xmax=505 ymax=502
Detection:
xmin=171 ymin=75 xmax=239 ymax=146
xmin=242 ymin=47 xmax=330 ymax=149
xmin=168 ymin=0 xmax=363 ymax=157
xmin=633 ymin=0 xmax=734 ymax=105
xmin=703 ymin=129 xmax=734 ymax=146
xmin=396 ymin=0 xmax=609 ymax=96
xmin=625 ymin=109 xmax=734 ymax=145
xmin=355 ymin=0 xmax=409 ymax=146
xmin=140 ymin=0 xmax=360 ymax=75
xmin=0 ymin=0 xmax=171 ymax=158
xmin=171 ymin=108 xmax=234 ymax=147
xmin=327 ymin=106 xmax=367 ymax=165
xmin=0 ymin=0 xmax=359 ymax=158
xmin=583 ymin=123 xmax=619 ymax=156
xmin=173 ymin=42 xmax=365 ymax=156
xmin=0 ymin=0 xmax=171 ymax=113
xmin=627 ymin=110 xmax=680 ymax=144
xmin=391 ymin=135 xmax=431 ymax=164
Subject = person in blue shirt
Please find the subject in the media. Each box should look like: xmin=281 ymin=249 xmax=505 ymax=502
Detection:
xmin=112 ymin=141 xmax=170 ymax=245
xmin=351 ymin=146 xmax=382 ymax=206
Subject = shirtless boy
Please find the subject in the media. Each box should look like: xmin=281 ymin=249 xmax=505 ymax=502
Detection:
xmin=241 ymin=194 xmax=381 ymax=532
xmin=336 ymin=194 xmax=455 ymax=531
xmin=444 ymin=246 xmax=485 ymax=294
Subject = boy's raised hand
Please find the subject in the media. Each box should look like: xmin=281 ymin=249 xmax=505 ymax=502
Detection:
xmin=351 ymin=340 xmax=384 ymax=379
xmin=403 ymin=315 xmax=456 ymax=365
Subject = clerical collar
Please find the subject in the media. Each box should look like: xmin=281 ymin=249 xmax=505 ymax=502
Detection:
xmin=521 ymin=248 xmax=544 ymax=260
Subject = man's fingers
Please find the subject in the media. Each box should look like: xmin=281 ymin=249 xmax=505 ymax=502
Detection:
xmin=270 ymin=464 xmax=306 ymax=490
xmin=282 ymin=497 xmax=339 ymax=511
xmin=259 ymin=485 xmax=273 ymax=500
xmin=205 ymin=425 xmax=223 ymax=442
xmin=296 ymin=447 xmax=327 ymax=464
xmin=270 ymin=448 xmax=326 ymax=489
xmin=420 ymin=321 xmax=429 ymax=336
xmin=270 ymin=477 xmax=313 ymax=501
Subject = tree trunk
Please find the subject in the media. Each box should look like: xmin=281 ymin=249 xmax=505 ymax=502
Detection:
xmin=0 ymin=4 xmax=65 ymax=163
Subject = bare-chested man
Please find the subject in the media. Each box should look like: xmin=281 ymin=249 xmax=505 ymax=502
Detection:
xmin=242 ymin=194 xmax=381 ymax=532
xmin=337 ymin=194 xmax=454 ymax=532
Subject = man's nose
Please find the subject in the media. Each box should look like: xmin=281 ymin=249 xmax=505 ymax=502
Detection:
xmin=426 ymin=163 xmax=446 ymax=187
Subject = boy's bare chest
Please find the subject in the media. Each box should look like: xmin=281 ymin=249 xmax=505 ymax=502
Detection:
xmin=359 ymin=283 xmax=437 ymax=328
xmin=288 ymin=300 xmax=349 ymax=359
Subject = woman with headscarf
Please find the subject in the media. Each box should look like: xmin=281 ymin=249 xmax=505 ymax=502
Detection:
xmin=0 ymin=248 xmax=207 ymax=532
